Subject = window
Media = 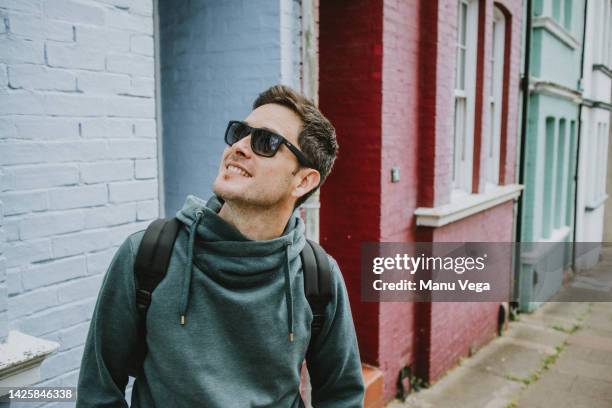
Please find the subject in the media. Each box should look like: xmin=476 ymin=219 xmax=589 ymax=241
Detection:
xmin=587 ymin=121 xmax=609 ymax=206
xmin=601 ymin=0 xmax=612 ymax=67
xmin=563 ymin=0 xmax=572 ymax=31
xmin=595 ymin=0 xmax=612 ymax=65
xmin=598 ymin=123 xmax=609 ymax=198
xmin=566 ymin=121 xmax=577 ymax=226
xmin=542 ymin=118 xmax=556 ymax=239
xmin=485 ymin=7 xmax=506 ymax=187
xmin=552 ymin=0 xmax=562 ymax=22
xmin=552 ymin=0 xmax=573 ymax=31
xmin=452 ymin=0 xmax=479 ymax=193
xmin=541 ymin=117 xmax=575 ymax=239
xmin=554 ymin=119 xmax=567 ymax=229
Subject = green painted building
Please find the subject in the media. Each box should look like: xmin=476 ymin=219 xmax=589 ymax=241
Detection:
xmin=517 ymin=0 xmax=586 ymax=311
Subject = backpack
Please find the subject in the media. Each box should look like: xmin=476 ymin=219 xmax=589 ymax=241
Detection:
xmin=127 ymin=217 xmax=333 ymax=378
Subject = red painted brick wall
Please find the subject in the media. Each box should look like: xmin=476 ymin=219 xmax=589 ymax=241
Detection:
xmin=319 ymin=0 xmax=384 ymax=366
xmin=429 ymin=0 xmax=458 ymax=208
xmin=414 ymin=0 xmax=523 ymax=387
xmin=379 ymin=0 xmax=421 ymax=400
xmin=497 ymin=0 xmax=522 ymax=186
xmin=426 ymin=201 xmax=515 ymax=381
xmin=319 ymin=0 xmax=523 ymax=402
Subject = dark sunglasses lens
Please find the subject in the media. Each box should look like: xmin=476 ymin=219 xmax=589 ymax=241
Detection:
xmin=226 ymin=122 xmax=250 ymax=145
xmin=251 ymin=129 xmax=281 ymax=157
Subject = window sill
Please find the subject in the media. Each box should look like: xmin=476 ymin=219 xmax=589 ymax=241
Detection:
xmin=538 ymin=225 xmax=572 ymax=243
xmin=520 ymin=226 xmax=572 ymax=264
xmin=532 ymin=16 xmax=579 ymax=50
xmin=529 ymin=77 xmax=582 ymax=101
xmin=414 ymin=184 xmax=524 ymax=227
xmin=0 ymin=331 xmax=59 ymax=393
xmin=585 ymin=194 xmax=608 ymax=212
xmin=593 ymin=64 xmax=612 ymax=79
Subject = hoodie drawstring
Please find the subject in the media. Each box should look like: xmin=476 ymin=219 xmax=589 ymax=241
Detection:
xmin=179 ymin=209 xmax=203 ymax=325
xmin=178 ymin=208 xmax=295 ymax=343
xmin=283 ymin=243 xmax=294 ymax=342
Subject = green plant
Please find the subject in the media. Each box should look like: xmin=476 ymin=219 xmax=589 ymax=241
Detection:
xmin=504 ymin=340 xmax=566 ymax=387
xmin=409 ymin=375 xmax=429 ymax=392
xmin=551 ymin=324 xmax=580 ymax=334
xmin=504 ymin=400 xmax=518 ymax=408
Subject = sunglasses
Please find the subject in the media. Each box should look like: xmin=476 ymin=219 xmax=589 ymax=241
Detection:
xmin=224 ymin=120 xmax=314 ymax=168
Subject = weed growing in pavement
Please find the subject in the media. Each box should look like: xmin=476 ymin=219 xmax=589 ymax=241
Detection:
xmin=551 ymin=324 xmax=581 ymax=334
xmin=409 ymin=376 xmax=429 ymax=392
xmin=504 ymin=341 xmax=567 ymax=387
xmin=504 ymin=400 xmax=518 ymax=408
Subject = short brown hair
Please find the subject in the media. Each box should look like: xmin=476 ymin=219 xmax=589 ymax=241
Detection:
xmin=253 ymin=84 xmax=338 ymax=208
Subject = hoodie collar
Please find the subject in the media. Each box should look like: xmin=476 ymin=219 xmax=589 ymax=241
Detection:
xmin=175 ymin=194 xmax=305 ymax=342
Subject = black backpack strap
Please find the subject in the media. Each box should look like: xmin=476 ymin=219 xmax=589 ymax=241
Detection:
xmin=134 ymin=218 xmax=181 ymax=316
xmin=128 ymin=217 xmax=181 ymax=377
xmin=301 ymin=239 xmax=333 ymax=351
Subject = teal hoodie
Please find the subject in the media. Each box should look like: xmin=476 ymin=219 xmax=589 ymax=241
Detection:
xmin=77 ymin=195 xmax=364 ymax=407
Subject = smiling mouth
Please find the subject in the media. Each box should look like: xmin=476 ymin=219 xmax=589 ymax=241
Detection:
xmin=226 ymin=164 xmax=252 ymax=178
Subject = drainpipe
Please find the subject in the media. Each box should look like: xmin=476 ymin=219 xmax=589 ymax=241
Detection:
xmin=513 ymin=0 xmax=532 ymax=312
xmin=572 ymin=0 xmax=589 ymax=269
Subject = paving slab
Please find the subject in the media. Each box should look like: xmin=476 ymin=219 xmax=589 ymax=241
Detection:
xmin=387 ymin=256 xmax=612 ymax=408
xmin=554 ymin=349 xmax=612 ymax=382
xmin=467 ymin=341 xmax=549 ymax=380
xmin=386 ymin=365 xmax=522 ymax=408
xmin=505 ymin=321 xmax=567 ymax=349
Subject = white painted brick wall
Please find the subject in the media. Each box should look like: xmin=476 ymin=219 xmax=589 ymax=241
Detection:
xmin=0 ymin=0 xmax=158 ymax=397
xmin=0 ymin=174 xmax=7 ymax=342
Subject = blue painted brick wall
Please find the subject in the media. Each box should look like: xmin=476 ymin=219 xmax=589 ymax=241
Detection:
xmin=0 ymin=0 xmax=158 ymax=403
xmin=159 ymin=0 xmax=303 ymax=215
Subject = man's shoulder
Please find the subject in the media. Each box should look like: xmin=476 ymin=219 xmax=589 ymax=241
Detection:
xmin=122 ymin=229 xmax=146 ymax=258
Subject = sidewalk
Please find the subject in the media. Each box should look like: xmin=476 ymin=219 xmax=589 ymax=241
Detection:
xmin=387 ymin=247 xmax=612 ymax=408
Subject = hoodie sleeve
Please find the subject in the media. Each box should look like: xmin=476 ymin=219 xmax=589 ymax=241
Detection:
xmin=76 ymin=234 xmax=141 ymax=408
xmin=306 ymin=256 xmax=365 ymax=408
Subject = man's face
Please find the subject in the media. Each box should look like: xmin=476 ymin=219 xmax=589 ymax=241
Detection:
xmin=213 ymin=103 xmax=309 ymax=209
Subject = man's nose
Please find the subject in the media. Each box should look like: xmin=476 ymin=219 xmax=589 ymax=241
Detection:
xmin=232 ymin=135 xmax=252 ymax=157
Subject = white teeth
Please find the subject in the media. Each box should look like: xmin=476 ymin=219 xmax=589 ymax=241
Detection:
xmin=227 ymin=165 xmax=250 ymax=177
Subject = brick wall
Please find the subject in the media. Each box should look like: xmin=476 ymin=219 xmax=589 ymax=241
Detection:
xmin=379 ymin=0 xmax=421 ymax=400
xmin=319 ymin=0 xmax=384 ymax=369
xmin=0 ymin=0 xmax=157 ymax=394
xmin=320 ymin=0 xmax=523 ymax=402
xmin=415 ymin=0 xmax=523 ymax=386
xmin=0 ymin=179 xmax=6 ymax=343
xmin=427 ymin=201 xmax=514 ymax=381
xmin=159 ymin=0 xmax=301 ymax=216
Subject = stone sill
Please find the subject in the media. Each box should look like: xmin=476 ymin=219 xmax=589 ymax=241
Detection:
xmin=520 ymin=226 xmax=571 ymax=264
xmin=529 ymin=77 xmax=582 ymax=102
xmin=532 ymin=16 xmax=580 ymax=49
xmin=585 ymin=194 xmax=608 ymax=212
xmin=0 ymin=331 xmax=59 ymax=394
xmin=414 ymin=184 xmax=524 ymax=227
xmin=593 ymin=64 xmax=612 ymax=79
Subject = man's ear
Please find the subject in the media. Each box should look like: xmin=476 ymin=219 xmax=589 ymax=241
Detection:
xmin=292 ymin=168 xmax=321 ymax=200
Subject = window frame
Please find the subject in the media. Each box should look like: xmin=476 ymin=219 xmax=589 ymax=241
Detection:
xmin=452 ymin=0 xmax=479 ymax=195
xmin=484 ymin=7 xmax=506 ymax=188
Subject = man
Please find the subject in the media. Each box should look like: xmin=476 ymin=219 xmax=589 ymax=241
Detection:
xmin=76 ymin=85 xmax=365 ymax=407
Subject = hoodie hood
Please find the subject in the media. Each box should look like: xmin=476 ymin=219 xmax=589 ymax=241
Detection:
xmin=175 ymin=194 xmax=306 ymax=341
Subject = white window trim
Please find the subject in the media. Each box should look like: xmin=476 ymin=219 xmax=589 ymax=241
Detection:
xmin=547 ymin=0 xmax=573 ymax=31
xmin=415 ymin=184 xmax=524 ymax=227
xmin=485 ymin=8 xmax=506 ymax=189
xmin=600 ymin=0 xmax=612 ymax=66
xmin=585 ymin=121 xmax=610 ymax=209
xmin=531 ymin=16 xmax=580 ymax=50
xmin=452 ymin=0 xmax=479 ymax=194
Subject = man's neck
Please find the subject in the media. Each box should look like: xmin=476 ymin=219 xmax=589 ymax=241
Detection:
xmin=217 ymin=200 xmax=293 ymax=241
